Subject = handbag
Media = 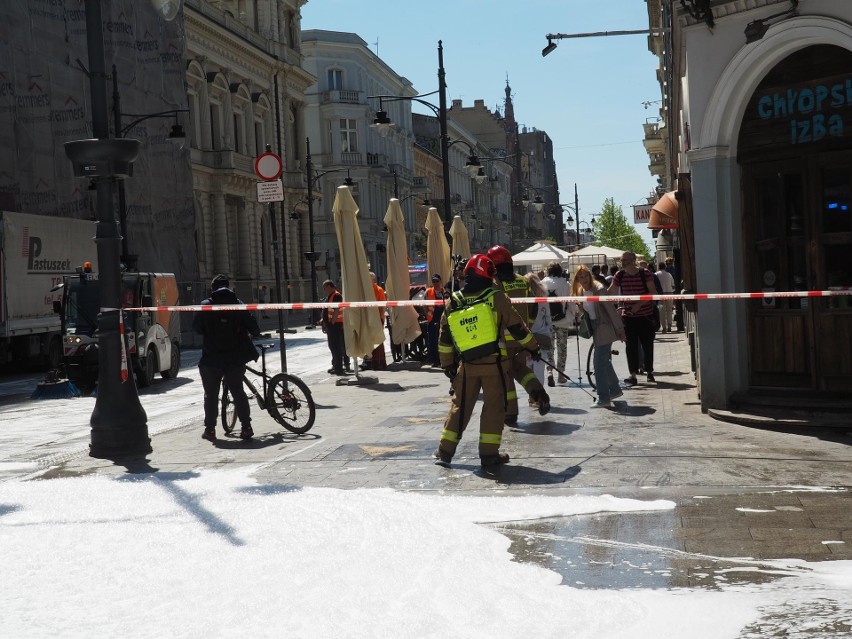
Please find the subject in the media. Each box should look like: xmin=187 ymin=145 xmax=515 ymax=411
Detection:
xmin=533 ymin=331 xmax=552 ymax=351
xmin=577 ymin=311 xmax=594 ymax=339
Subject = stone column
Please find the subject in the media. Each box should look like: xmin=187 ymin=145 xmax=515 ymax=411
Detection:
xmin=213 ymin=192 xmax=230 ymax=275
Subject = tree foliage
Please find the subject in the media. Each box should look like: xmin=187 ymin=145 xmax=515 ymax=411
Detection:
xmin=592 ymin=198 xmax=652 ymax=260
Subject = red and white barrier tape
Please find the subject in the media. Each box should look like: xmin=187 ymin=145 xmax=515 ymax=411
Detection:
xmin=117 ymin=289 xmax=852 ymax=313
xmin=118 ymin=310 xmax=129 ymax=383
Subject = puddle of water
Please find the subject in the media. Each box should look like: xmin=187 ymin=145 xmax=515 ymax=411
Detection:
xmin=493 ymin=511 xmax=793 ymax=590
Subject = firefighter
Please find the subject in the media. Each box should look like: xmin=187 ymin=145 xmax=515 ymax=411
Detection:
xmin=486 ymin=245 xmax=551 ymax=424
xmin=434 ymin=254 xmax=543 ymax=476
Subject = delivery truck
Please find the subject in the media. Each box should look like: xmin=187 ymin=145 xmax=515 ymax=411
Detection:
xmin=0 ymin=211 xmax=97 ymax=370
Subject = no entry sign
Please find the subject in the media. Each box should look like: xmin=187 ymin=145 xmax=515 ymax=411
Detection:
xmin=255 ymin=152 xmax=283 ymax=180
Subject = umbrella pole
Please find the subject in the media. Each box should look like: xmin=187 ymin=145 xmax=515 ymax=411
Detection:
xmin=336 ymin=356 xmax=379 ymax=386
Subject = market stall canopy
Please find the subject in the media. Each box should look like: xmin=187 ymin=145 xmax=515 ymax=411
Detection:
xmin=449 ymin=215 xmax=472 ymax=260
xmin=332 ymin=185 xmax=386 ymax=359
xmin=649 ymin=191 xmax=679 ymax=229
xmin=425 ymin=207 xmax=452 ymax=284
xmin=568 ymin=244 xmax=626 ymax=260
xmin=511 ymin=241 xmax=572 ymax=266
xmin=383 ymin=198 xmax=421 ymax=346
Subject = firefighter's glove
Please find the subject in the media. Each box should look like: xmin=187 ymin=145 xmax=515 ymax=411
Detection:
xmin=530 ymin=348 xmax=542 ymax=361
xmin=443 ymin=365 xmax=457 ymax=381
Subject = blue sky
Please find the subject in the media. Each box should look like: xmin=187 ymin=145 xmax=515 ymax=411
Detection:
xmin=301 ymin=0 xmax=661 ymax=247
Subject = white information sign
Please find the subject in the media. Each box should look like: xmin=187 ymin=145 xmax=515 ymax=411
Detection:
xmin=256 ymin=179 xmax=284 ymax=203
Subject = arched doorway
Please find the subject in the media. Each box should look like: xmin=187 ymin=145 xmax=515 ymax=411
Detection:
xmin=739 ymin=45 xmax=852 ymax=392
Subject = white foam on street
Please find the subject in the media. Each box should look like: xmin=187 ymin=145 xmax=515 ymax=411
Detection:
xmin=2 ymin=468 xmax=851 ymax=638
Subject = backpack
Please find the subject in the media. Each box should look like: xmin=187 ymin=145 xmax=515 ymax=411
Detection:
xmin=445 ymin=289 xmax=500 ymax=362
xmin=207 ymin=311 xmax=242 ymax=353
xmin=547 ymin=289 xmax=567 ymax=322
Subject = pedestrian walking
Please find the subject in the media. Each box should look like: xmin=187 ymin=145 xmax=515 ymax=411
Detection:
xmin=655 ymin=262 xmax=676 ymax=332
xmin=192 ymin=274 xmax=261 ymax=442
xmin=609 ymin=251 xmax=657 ymax=385
xmin=574 ymin=266 xmax=626 ymax=408
xmin=434 ymin=254 xmax=542 ymax=476
xmin=524 ymin=272 xmax=552 ymax=395
xmin=541 ymin=261 xmax=578 ymax=387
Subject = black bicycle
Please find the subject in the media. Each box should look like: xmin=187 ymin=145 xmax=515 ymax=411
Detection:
xmin=221 ymin=342 xmax=316 ymax=435
xmin=585 ymin=341 xmax=619 ymax=391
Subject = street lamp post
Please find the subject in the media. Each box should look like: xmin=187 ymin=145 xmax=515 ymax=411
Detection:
xmin=370 ymin=41 xmax=454 ymax=226
xmin=111 ymin=64 xmax=188 ymax=270
xmin=63 ymin=0 xmax=168 ymax=458
xmin=304 ymin=137 xmax=354 ymax=328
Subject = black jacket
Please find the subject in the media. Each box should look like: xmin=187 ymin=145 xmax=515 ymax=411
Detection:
xmin=192 ymin=287 xmax=260 ymax=368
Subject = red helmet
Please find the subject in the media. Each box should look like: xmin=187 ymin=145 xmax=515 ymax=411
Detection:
xmin=486 ymin=245 xmax=512 ymax=266
xmin=465 ymin=254 xmax=496 ymax=279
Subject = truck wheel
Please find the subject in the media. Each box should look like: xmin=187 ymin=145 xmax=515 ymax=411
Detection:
xmin=137 ymin=348 xmax=157 ymax=387
xmin=47 ymin=336 xmax=62 ymax=370
xmin=161 ymin=342 xmax=180 ymax=379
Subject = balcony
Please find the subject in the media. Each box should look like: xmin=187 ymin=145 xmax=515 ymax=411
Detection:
xmin=340 ymin=152 xmax=364 ymax=166
xmin=321 ymin=90 xmax=363 ymax=105
xmin=643 ymin=121 xmax=665 ymax=155
xmin=192 ymin=148 xmax=255 ymax=174
xmin=412 ymin=176 xmax=431 ymax=192
xmin=366 ymin=152 xmax=389 ymax=171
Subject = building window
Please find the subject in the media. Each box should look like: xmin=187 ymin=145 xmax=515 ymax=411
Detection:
xmin=210 ymin=103 xmax=223 ymax=150
xmin=328 ymin=68 xmax=343 ymax=91
xmin=255 ymin=120 xmax=265 ymax=154
xmin=340 ymin=118 xmax=358 ymax=153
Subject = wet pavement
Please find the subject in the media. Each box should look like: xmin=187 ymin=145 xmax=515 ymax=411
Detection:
xmin=24 ymin=330 xmax=852 ymax=613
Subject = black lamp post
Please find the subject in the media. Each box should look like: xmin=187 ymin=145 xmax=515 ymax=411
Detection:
xmin=370 ymin=41 xmax=453 ymax=226
xmin=63 ymin=0 xmax=167 ymax=458
xmin=558 ymin=183 xmax=583 ymax=250
xmin=304 ymin=136 xmax=354 ymax=328
xmin=112 ymin=64 xmax=188 ymax=270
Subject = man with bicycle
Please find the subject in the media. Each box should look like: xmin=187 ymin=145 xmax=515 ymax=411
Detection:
xmin=193 ymin=274 xmax=261 ymax=442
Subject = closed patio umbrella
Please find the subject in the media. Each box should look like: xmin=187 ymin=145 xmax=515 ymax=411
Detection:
xmin=449 ymin=215 xmax=471 ymax=260
xmin=383 ymin=198 xmax=421 ymax=347
xmin=425 ymin=207 xmax=451 ymax=285
xmin=331 ymin=185 xmax=385 ymax=360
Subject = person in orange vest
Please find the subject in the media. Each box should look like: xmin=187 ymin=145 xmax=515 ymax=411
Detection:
xmin=363 ymin=272 xmax=387 ymax=371
xmin=424 ymin=273 xmax=448 ymax=366
xmin=320 ymin=279 xmax=350 ymax=375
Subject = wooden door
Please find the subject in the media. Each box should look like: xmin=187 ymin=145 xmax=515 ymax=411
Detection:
xmin=743 ymin=153 xmax=852 ymax=391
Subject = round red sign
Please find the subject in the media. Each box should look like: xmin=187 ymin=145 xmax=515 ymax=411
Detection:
xmin=255 ymin=152 xmax=283 ymax=180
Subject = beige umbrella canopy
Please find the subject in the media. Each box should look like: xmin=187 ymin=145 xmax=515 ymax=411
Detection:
xmin=449 ymin=215 xmax=472 ymax=260
xmin=383 ymin=198 xmax=421 ymax=346
xmin=331 ymin=185 xmax=385 ymax=358
xmin=425 ymin=207 xmax=452 ymax=285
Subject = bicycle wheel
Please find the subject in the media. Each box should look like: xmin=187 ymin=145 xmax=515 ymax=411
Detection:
xmin=586 ymin=342 xmax=597 ymax=391
xmin=266 ymin=373 xmax=315 ymax=434
xmin=220 ymin=382 xmax=237 ymax=433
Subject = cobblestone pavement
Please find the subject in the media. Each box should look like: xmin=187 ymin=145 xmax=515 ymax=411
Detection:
xmin=42 ymin=331 xmax=852 ymax=595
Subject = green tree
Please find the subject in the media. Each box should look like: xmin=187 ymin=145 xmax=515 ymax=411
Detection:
xmin=592 ymin=198 xmax=652 ymax=260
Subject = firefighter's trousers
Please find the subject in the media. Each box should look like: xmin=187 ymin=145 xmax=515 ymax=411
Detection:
xmin=505 ymin=347 xmax=546 ymax=418
xmin=438 ymin=359 xmax=513 ymax=460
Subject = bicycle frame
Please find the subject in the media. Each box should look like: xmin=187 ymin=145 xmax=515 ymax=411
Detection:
xmin=242 ymin=343 xmax=277 ymax=406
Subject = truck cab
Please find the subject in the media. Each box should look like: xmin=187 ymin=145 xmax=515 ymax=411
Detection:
xmin=56 ymin=269 xmax=181 ymax=391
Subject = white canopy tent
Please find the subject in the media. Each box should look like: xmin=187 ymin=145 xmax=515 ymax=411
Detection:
xmin=565 ymin=244 xmax=626 ymax=273
xmin=568 ymin=245 xmax=625 ymax=261
xmin=511 ymin=242 xmax=572 ymax=268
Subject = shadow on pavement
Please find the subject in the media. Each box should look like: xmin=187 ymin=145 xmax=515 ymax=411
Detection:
xmin=511 ymin=421 xmax=581 ymax=437
xmin=494 ymin=464 xmax=582 ymax=485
